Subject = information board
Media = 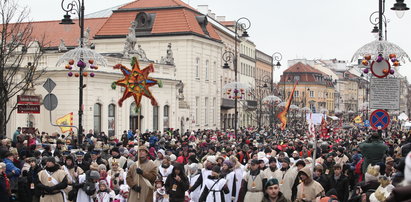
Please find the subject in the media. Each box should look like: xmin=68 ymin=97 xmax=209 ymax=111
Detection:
xmin=370 ymin=78 xmax=400 ymax=110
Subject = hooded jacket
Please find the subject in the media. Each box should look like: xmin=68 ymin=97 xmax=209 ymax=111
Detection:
xmin=296 ymin=167 xmax=324 ymax=202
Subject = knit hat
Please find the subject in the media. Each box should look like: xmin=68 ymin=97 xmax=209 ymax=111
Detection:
xmin=170 ymin=154 xmax=177 ymax=162
xmin=223 ymin=160 xmax=233 ymax=168
xmin=98 ymin=164 xmax=106 ymax=171
xmin=189 ymin=163 xmax=198 ymax=172
xmin=89 ymin=170 xmax=100 ymax=180
xmin=280 ymin=157 xmax=290 ymax=164
xmin=45 ymin=156 xmax=56 ymax=164
xmin=111 ymin=147 xmax=120 ymax=154
xmin=207 ymin=156 xmax=217 ymax=164
xmin=268 ymin=157 xmax=277 ymax=164
xmin=264 ymin=178 xmax=279 ymax=190
xmin=157 ymin=149 xmax=165 ymax=157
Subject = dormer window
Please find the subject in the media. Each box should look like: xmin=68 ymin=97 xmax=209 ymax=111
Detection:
xmin=134 ymin=12 xmax=155 ymax=31
xmin=196 ymin=15 xmax=209 ymax=36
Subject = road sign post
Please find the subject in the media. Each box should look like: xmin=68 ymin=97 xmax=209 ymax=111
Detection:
xmin=370 ymin=109 xmax=390 ymax=130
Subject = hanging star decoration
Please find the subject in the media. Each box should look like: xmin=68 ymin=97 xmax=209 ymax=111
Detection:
xmin=113 ymin=57 xmax=163 ymax=108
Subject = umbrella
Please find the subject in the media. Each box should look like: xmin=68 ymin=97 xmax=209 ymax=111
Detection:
xmin=300 ymin=107 xmax=311 ymax=112
xmin=277 ymin=102 xmax=286 ymax=107
xmin=290 ymin=105 xmax=300 ymax=111
xmin=320 ymin=108 xmax=329 ymax=114
xmin=56 ymin=47 xmax=108 ymax=67
xmin=262 ymin=95 xmax=282 ymax=105
xmin=222 ymin=82 xmax=252 ymax=99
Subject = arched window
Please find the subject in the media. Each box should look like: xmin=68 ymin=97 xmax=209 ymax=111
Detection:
xmin=108 ymin=104 xmax=115 ymax=136
xmin=153 ymin=106 xmax=159 ymax=131
xmin=129 ymin=102 xmax=143 ymax=132
xmin=163 ymin=105 xmax=169 ymax=129
xmin=93 ymin=103 xmax=102 ymax=134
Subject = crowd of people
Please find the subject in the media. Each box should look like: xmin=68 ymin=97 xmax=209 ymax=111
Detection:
xmin=0 ymin=123 xmax=411 ymax=202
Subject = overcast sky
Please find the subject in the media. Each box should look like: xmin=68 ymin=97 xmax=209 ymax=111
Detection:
xmin=19 ymin=0 xmax=411 ymax=81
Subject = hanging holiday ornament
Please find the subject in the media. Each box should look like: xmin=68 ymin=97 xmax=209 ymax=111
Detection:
xmin=65 ymin=65 xmax=71 ymax=69
xmin=68 ymin=72 xmax=73 ymax=77
xmin=362 ymin=60 xmax=369 ymax=66
xmin=376 ymin=55 xmax=384 ymax=63
xmin=68 ymin=59 xmax=75 ymax=65
xmin=364 ymin=55 xmax=371 ymax=60
xmin=393 ymin=61 xmax=400 ymax=66
xmin=77 ymin=60 xmax=86 ymax=68
xmin=83 ymin=72 xmax=88 ymax=77
xmin=390 ymin=69 xmax=395 ymax=74
xmin=90 ymin=72 xmax=95 ymax=77
xmin=363 ymin=68 xmax=369 ymax=74
xmin=88 ymin=59 xmax=94 ymax=64
xmin=389 ymin=54 xmax=397 ymax=59
xmin=75 ymin=73 xmax=80 ymax=77
xmin=391 ymin=58 xmax=397 ymax=62
xmin=383 ymin=69 xmax=389 ymax=74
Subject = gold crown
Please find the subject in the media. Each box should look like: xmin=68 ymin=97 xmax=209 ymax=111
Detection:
xmin=367 ymin=165 xmax=380 ymax=177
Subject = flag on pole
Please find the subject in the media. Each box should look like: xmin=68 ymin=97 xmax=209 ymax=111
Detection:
xmin=277 ymin=81 xmax=298 ymax=130
xmin=320 ymin=115 xmax=329 ymax=138
xmin=353 ymin=115 xmax=363 ymax=124
xmin=56 ymin=112 xmax=73 ymax=133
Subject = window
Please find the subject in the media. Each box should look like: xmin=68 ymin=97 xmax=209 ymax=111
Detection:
xmin=212 ymin=98 xmax=216 ymax=124
xmin=310 ymin=91 xmax=315 ymax=98
xmin=153 ymin=106 xmax=159 ymax=131
xmin=195 ymin=58 xmax=200 ymax=78
xmin=205 ymin=97 xmax=208 ymax=125
xmin=294 ymin=91 xmax=299 ymax=98
xmin=108 ymin=104 xmax=115 ymax=136
xmin=93 ymin=103 xmax=102 ymax=134
xmin=205 ymin=60 xmax=209 ymax=80
xmin=163 ymin=105 xmax=169 ymax=129
xmin=294 ymin=75 xmax=300 ymax=81
xmin=195 ymin=97 xmax=199 ymax=124
xmin=129 ymin=102 xmax=141 ymax=132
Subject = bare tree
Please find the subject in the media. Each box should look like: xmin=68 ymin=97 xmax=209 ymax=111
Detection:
xmin=0 ymin=0 xmax=45 ymax=139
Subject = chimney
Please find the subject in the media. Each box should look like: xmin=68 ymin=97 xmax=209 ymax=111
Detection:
xmin=197 ymin=5 xmax=208 ymax=15
xmin=209 ymin=13 xmax=216 ymax=19
xmin=216 ymin=16 xmax=226 ymax=22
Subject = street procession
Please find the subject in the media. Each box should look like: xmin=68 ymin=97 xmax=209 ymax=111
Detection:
xmin=1 ymin=0 xmax=411 ymax=201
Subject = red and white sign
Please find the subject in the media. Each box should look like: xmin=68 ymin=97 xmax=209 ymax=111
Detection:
xmin=17 ymin=105 xmax=40 ymax=114
xmin=17 ymin=95 xmax=41 ymax=104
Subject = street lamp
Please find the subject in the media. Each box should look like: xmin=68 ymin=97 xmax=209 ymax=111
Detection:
xmin=60 ymin=0 xmax=85 ymax=146
xmin=271 ymin=52 xmax=282 ymax=130
xmin=222 ymin=17 xmax=251 ymax=137
xmin=369 ymin=11 xmax=389 ymax=41
xmin=391 ymin=0 xmax=410 ymax=18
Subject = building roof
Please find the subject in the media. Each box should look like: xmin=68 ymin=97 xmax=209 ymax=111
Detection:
xmin=284 ymin=62 xmax=324 ymax=74
xmin=29 ymin=18 xmax=108 ymax=48
xmin=95 ymin=0 xmax=221 ymax=41
xmin=220 ymin=21 xmax=235 ymax=27
xmin=119 ymin=0 xmax=196 ymax=10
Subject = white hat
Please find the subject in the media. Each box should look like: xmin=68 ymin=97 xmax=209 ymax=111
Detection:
xmin=170 ymin=154 xmax=177 ymax=162
xmin=157 ymin=149 xmax=165 ymax=156
xmin=189 ymin=163 xmax=198 ymax=172
xmin=207 ymin=155 xmax=217 ymax=164
xmin=405 ymin=151 xmax=411 ymax=183
xmin=257 ymin=152 xmax=265 ymax=160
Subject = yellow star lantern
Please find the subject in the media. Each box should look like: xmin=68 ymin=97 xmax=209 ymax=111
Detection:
xmin=113 ymin=57 xmax=162 ymax=108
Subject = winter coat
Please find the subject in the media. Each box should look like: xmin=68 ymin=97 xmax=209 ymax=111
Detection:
xmin=126 ymin=160 xmax=158 ymax=202
xmin=0 ymin=173 xmax=10 ymax=202
xmin=165 ymin=165 xmax=189 ymax=201
xmin=296 ymin=167 xmax=324 ymax=202
xmin=327 ymin=174 xmax=349 ymax=202
xmin=386 ymin=184 xmax=411 ymax=202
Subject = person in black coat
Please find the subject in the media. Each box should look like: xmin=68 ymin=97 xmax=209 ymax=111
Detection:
xmin=27 ymin=157 xmax=42 ymax=202
xmin=313 ymin=165 xmax=330 ymax=193
xmin=0 ymin=162 xmax=10 ymax=202
xmin=165 ymin=163 xmax=189 ymax=202
xmin=328 ymin=164 xmax=349 ymax=202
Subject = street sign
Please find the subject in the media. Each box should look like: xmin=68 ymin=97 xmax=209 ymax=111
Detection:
xmin=370 ymin=60 xmax=391 ymax=78
xmin=364 ymin=120 xmax=370 ymax=127
xmin=370 ymin=109 xmax=390 ymax=130
xmin=370 ymin=78 xmax=400 ymax=110
xmin=17 ymin=95 xmax=40 ymax=104
xmin=17 ymin=105 xmax=40 ymax=114
xmin=43 ymin=78 xmax=56 ymax=93
xmin=43 ymin=94 xmax=58 ymax=111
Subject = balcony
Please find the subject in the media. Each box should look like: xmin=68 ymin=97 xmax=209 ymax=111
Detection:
xmin=221 ymin=98 xmax=235 ymax=109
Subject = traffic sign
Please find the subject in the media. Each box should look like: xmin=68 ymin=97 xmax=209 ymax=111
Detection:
xmin=17 ymin=95 xmax=41 ymax=104
xmin=43 ymin=94 xmax=58 ymax=111
xmin=43 ymin=78 xmax=56 ymax=93
xmin=370 ymin=109 xmax=390 ymax=130
xmin=364 ymin=120 xmax=370 ymax=127
xmin=17 ymin=105 xmax=40 ymax=114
